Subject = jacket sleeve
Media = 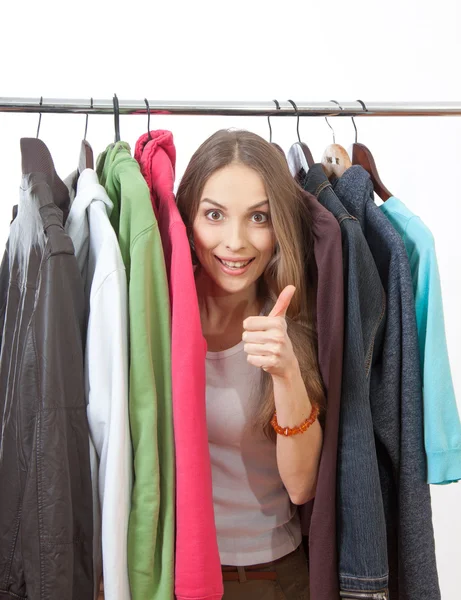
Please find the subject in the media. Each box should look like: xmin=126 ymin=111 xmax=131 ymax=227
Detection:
xmin=305 ymin=212 xmax=344 ymax=600
xmin=407 ymin=219 xmax=461 ymax=484
xmin=21 ymin=247 xmax=94 ymax=600
xmin=86 ymin=265 xmax=132 ymax=599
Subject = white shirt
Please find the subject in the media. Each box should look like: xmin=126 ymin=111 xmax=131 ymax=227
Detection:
xmin=206 ymin=338 xmax=302 ymax=566
xmin=65 ymin=168 xmax=131 ymax=600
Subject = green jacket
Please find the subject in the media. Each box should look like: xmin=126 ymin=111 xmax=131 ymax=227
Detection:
xmin=97 ymin=142 xmax=174 ymax=600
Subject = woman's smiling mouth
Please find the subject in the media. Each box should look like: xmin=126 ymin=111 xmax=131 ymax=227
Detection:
xmin=214 ymin=256 xmax=256 ymax=274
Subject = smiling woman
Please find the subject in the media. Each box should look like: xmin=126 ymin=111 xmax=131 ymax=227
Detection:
xmin=176 ymin=129 xmax=325 ymax=600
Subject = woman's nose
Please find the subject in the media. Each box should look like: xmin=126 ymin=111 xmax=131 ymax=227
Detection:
xmin=225 ymin=222 xmax=246 ymax=252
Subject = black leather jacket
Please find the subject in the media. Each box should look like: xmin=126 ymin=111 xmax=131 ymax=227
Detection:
xmin=0 ymin=147 xmax=93 ymax=599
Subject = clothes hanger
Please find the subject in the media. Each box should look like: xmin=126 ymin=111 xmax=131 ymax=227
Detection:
xmin=113 ymin=93 xmax=121 ymax=143
xmin=321 ymin=100 xmax=352 ymax=180
xmin=145 ymin=98 xmax=153 ymax=140
xmin=350 ymin=100 xmax=392 ymax=201
xmin=286 ymin=99 xmax=315 ymax=181
xmin=267 ymin=99 xmax=285 ymax=157
xmin=78 ymin=97 xmax=94 ymax=174
xmin=36 ymin=96 xmax=43 ymax=139
xmin=20 ymin=96 xmax=70 ymax=219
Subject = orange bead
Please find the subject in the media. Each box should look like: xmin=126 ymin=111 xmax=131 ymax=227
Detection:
xmin=271 ymin=404 xmax=319 ymax=436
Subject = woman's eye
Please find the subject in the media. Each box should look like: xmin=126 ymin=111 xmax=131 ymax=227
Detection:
xmin=251 ymin=212 xmax=269 ymax=224
xmin=205 ymin=210 xmax=223 ymax=221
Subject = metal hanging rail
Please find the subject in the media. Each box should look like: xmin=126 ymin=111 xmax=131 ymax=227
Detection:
xmin=0 ymin=98 xmax=461 ymax=117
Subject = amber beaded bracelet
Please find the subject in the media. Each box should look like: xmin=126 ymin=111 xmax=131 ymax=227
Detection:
xmin=270 ymin=403 xmax=320 ymax=437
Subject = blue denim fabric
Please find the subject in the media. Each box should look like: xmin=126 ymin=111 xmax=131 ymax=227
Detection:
xmin=333 ymin=167 xmax=440 ymax=600
xmin=303 ymin=166 xmax=388 ymax=597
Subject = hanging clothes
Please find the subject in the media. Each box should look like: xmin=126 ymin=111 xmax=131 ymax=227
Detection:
xmin=333 ymin=166 xmax=441 ymax=600
xmin=299 ymin=188 xmax=344 ymax=600
xmin=134 ymin=131 xmax=223 ymax=600
xmin=379 ymin=197 xmax=461 ymax=484
xmin=96 ymin=142 xmax=175 ymax=600
xmin=303 ymin=164 xmax=388 ymax=598
xmin=65 ymin=167 xmax=131 ymax=600
xmin=0 ymin=139 xmax=93 ymax=599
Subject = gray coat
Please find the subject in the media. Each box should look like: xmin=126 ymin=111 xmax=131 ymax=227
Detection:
xmin=333 ymin=166 xmax=440 ymax=600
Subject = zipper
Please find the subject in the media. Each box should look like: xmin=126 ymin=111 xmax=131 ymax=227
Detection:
xmin=340 ymin=590 xmax=388 ymax=600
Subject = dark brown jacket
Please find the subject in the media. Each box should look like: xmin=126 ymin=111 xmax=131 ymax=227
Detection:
xmin=300 ymin=186 xmax=344 ymax=600
xmin=0 ymin=140 xmax=93 ymax=599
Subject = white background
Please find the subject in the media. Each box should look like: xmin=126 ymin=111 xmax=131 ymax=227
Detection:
xmin=1 ymin=1 xmax=460 ymax=598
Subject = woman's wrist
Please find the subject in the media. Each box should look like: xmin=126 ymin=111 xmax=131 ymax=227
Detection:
xmin=272 ymin=361 xmax=313 ymax=428
xmin=271 ymin=357 xmax=301 ymax=387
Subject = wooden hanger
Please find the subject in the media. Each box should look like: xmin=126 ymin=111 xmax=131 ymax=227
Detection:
xmin=286 ymin=99 xmax=314 ymax=181
xmin=321 ymin=102 xmax=352 ymax=179
xmin=287 ymin=140 xmax=314 ymax=171
xmin=272 ymin=142 xmax=286 ymax=157
xmin=321 ymin=142 xmax=351 ymax=179
xmin=351 ymin=143 xmax=392 ymax=201
xmin=78 ymin=141 xmax=94 ymax=173
xmin=350 ymin=101 xmax=392 ymax=201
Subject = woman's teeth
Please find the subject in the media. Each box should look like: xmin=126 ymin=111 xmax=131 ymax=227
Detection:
xmin=217 ymin=258 xmax=253 ymax=269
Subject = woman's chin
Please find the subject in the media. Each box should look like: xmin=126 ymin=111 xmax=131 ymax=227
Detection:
xmin=210 ymin=271 xmax=258 ymax=294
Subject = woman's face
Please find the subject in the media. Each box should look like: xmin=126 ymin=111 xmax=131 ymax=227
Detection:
xmin=192 ymin=162 xmax=275 ymax=296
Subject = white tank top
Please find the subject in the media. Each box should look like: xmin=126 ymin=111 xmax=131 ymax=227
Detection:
xmin=206 ymin=338 xmax=302 ymax=566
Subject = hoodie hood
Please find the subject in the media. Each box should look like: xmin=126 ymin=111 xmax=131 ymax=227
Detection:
xmin=134 ymin=130 xmax=176 ymax=215
xmin=96 ymin=141 xmax=135 ymax=233
xmin=96 ymin=141 xmax=132 ymax=187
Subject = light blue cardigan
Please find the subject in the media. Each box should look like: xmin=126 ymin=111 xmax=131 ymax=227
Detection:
xmin=380 ymin=197 xmax=461 ymax=484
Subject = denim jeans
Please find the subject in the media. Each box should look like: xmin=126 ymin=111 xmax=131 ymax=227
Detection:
xmin=303 ymin=166 xmax=389 ymax=598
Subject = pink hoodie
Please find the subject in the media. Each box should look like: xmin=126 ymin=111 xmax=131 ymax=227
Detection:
xmin=135 ymin=131 xmax=223 ymax=600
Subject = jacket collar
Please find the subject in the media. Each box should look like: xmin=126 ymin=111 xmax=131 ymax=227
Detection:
xmin=65 ymin=169 xmax=113 ymax=272
xmin=303 ymin=164 xmax=354 ymax=223
xmin=332 ymin=165 xmax=374 ymax=228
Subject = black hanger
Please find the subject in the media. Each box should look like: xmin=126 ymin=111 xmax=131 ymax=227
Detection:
xmin=286 ymin=99 xmax=314 ymax=182
xmin=78 ymin=98 xmax=94 ymax=174
xmin=145 ymin=98 xmax=152 ymax=141
xmin=113 ymin=94 xmax=121 ymax=143
xmin=321 ymin=100 xmax=352 ymax=180
xmin=267 ymin=100 xmax=285 ymax=157
xmin=351 ymin=100 xmax=392 ymax=201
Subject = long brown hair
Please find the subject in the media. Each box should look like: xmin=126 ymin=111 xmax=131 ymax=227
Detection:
xmin=176 ymin=129 xmax=325 ymax=441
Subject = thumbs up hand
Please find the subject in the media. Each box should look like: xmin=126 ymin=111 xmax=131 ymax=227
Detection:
xmin=242 ymin=285 xmax=299 ymax=380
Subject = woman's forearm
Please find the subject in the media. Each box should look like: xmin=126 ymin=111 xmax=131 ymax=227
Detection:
xmin=272 ymin=363 xmax=323 ymax=505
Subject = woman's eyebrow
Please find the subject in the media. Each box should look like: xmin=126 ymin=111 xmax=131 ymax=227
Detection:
xmin=200 ymin=198 xmax=226 ymax=209
xmin=200 ymin=198 xmax=269 ymax=210
xmin=248 ymin=200 xmax=269 ymax=210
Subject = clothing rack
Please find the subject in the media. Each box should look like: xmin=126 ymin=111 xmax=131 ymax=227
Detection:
xmin=0 ymin=98 xmax=461 ymax=116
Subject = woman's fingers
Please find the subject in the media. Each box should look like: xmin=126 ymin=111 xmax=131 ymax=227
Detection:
xmin=243 ymin=342 xmax=282 ymax=356
xmin=243 ymin=316 xmax=287 ymax=332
